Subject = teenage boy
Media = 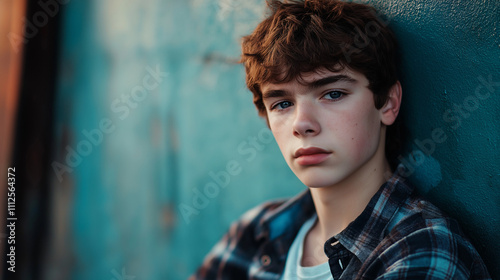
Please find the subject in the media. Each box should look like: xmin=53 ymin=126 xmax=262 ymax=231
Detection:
xmin=190 ymin=0 xmax=491 ymax=279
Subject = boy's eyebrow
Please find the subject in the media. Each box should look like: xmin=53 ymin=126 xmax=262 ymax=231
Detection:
xmin=308 ymin=75 xmax=358 ymax=89
xmin=262 ymin=89 xmax=290 ymax=100
xmin=262 ymin=74 xmax=358 ymax=100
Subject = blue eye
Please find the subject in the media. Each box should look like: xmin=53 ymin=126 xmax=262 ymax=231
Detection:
xmin=272 ymin=101 xmax=293 ymax=110
xmin=324 ymin=91 xmax=344 ymax=100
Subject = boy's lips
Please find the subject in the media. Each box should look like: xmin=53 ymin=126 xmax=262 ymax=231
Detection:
xmin=294 ymin=147 xmax=332 ymax=165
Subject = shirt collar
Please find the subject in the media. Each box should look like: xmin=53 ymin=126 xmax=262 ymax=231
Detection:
xmin=255 ymin=188 xmax=315 ymax=241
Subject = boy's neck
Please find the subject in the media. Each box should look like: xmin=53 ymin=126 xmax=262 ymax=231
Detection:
xmin=308 ymin=149 xmax=392 ymax=242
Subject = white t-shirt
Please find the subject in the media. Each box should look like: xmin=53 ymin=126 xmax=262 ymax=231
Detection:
xmin=281 ymin=215 xmax=334 ymax=280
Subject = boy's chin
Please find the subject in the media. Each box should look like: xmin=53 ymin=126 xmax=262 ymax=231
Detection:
xmin=296 ymin=173 xmax=347 ymax=189
xmin=292 ymin=163 xmax=364 ymax=189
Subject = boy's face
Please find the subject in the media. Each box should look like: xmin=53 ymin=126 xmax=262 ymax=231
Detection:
xmin=261 ymin=67 xmax=393 ymax=189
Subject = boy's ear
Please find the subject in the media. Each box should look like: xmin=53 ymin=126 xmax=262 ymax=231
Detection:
xmin=380 ymin=81 xmax=402 ymax=126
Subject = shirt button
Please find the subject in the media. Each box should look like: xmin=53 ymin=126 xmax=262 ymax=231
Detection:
xmin=261 ymin=255 xmax=271 ymax=266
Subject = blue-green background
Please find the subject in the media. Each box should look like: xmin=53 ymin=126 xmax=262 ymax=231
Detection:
xmin=46 ymin=0 xmax=499 ymax=279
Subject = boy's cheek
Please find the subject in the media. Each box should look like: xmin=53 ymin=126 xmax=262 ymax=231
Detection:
xmin=341 ymin=123 xmax=381 ymax=160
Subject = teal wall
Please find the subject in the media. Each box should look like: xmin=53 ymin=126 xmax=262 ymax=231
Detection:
xmin=47 ymin=0 xmax=499 ymax=279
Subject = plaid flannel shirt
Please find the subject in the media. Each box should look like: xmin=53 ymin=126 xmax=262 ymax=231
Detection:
xmin=190 ymin=167 xmax=491 ymax=279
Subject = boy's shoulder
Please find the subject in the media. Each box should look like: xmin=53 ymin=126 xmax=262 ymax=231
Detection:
xmin=362 ymin=188 xmax=491 ymax=278
xmin=385 ymin=191 xmax=457 ymax=235
xmin=384 ymin=188 xmax=474 ymax=250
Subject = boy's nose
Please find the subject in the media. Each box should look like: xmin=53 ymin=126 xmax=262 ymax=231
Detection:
xmin=292 ymin=103 xmax=321 ymax=137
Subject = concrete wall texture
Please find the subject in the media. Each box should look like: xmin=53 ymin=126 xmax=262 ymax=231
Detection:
xmin=47 ymin=0 xmax=499 ymax=279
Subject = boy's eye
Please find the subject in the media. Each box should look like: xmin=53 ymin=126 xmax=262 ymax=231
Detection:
xmin=272 ymin=101 xmax=293 ymax=110
xmin=323 ymin=91 xmax=344 ymax=100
